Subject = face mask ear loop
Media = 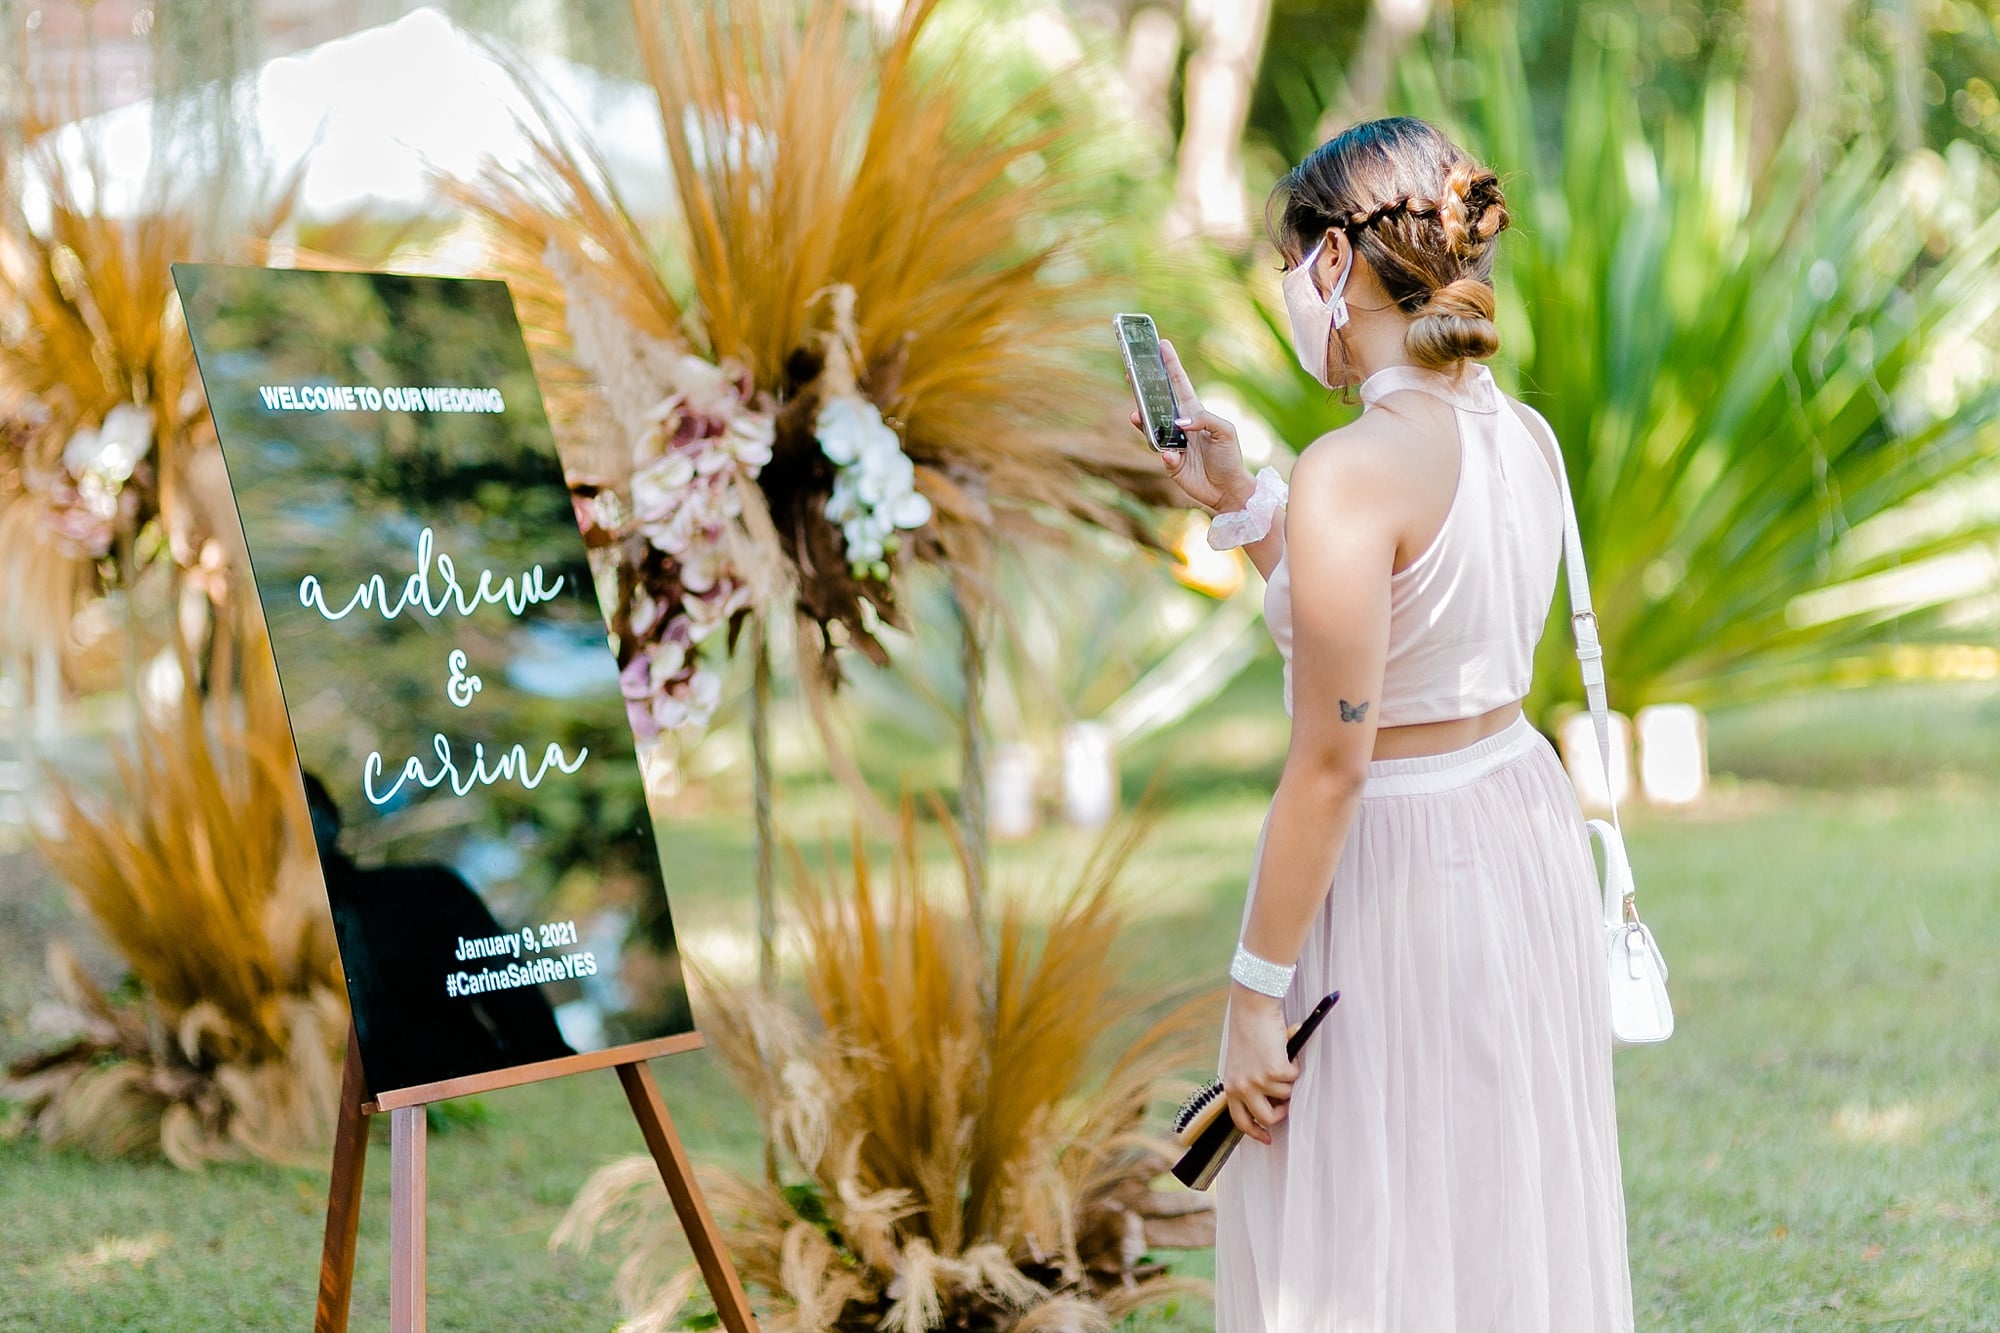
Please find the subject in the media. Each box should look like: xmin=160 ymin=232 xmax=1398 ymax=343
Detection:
xmin=1325 ymin=230 xmax=1357 ymax=400
xmin=1327 ymin=232 xmax=1353 ymax=332
xmin=1294 ymin=235 xmax=1327 ymax=283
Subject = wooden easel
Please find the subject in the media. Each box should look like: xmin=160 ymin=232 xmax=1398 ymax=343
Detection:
xmin=313 ymin=1025 xmax=760 ymax=1332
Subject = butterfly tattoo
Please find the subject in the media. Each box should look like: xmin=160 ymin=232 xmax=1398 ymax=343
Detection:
xmin=1339 ymin=698 xmax=1370 ymax=723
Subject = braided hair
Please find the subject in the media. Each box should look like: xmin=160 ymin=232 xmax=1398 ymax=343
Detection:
xmin=1267 ymin=117 xmax=1511 ymax=372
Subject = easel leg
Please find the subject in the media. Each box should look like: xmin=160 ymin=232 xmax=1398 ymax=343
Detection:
xmin=315 ymin=1029 xmax=370 ymax=1333
xmin=390 ymin=1105 xmax=428 ymax=1333
xmin=617 ymin=1061 xmax=760 ymax=1333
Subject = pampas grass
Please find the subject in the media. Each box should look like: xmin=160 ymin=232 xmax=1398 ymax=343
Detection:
xmin=5 ymin=625 xmax=347 ymax=1169
xmin=556 ymin=805 xmax=1218 ymax=1331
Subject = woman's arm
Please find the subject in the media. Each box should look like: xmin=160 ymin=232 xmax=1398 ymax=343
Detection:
xmin=1221 ymin=430 xmax=1398 ymax=1143
xmin=1207 ymin=470 xmax=1287 ymax=582
xmin=1143 ymin=339 xmax=1288 ymax=582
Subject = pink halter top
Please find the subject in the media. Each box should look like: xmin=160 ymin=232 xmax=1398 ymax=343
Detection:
xmin=1263 ymin=361 xmax=1564 ymax=726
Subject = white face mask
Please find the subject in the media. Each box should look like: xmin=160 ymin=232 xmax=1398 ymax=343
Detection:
xmin=1282 ymin=234 xmax=1351 ymax=390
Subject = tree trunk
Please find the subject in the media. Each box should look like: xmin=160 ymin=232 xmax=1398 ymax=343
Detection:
xmin=1321 ymin=0 xmax=1432 ymax=140
xmin=1121 ymin=5 xmax=1182 ymax=145
xmin=1171 ymin=0 xmax=1273 ymax=243
xmin=951 ymin=567 xmax=987 ymax=942
xmin=750 ymin=617 xmax=777 ymax=994
xmin=1883 ymin=0 xmax=1926 ymax=155
xmin=1782 ymin=0 xmax=1854 ymax=149
xmin=1748 ymin=0 xmax=1858 ymax=177
xmin=1745 ymin=0 xmax=1792 ymax=176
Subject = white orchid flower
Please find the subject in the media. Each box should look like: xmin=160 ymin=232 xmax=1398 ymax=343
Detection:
xmin=653 ymin=693 xmax=691 ymax=730
xmin=686 ymin=666 xmax=723 ymax=712
xmin=888 ymin=490 xmax=932 ymax=529
xmin=647 ymin=638 xmax=688 ymax=689
xmin=630 ymin=585 xmax=662 ymax=637
xmin=815 ymin=396 xmax=870 ymax=465
xmin=60 ymin=404 xmax=154 ymax=488
xmin=632 ymin=453 xmax=696 ymax=516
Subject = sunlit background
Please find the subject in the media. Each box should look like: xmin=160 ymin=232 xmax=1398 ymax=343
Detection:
xmin=2 ymin=1 xmax=1999 ymax=1329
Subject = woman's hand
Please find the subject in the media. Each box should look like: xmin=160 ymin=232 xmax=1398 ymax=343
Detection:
xmin=1221 ymin=985 xmax=1298 ymax=1146
xmin=1129 ymin=338 xmax=1255 ymax=515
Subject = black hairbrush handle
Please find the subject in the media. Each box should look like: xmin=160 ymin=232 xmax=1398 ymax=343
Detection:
xmin=1171 ymin=990 xmax=1339 ymax=1191
xmin=1284 ymin=990 xmax=1338 ymax=1060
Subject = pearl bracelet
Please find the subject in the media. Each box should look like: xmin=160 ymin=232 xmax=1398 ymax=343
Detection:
xmin=1230 ymin=944 xmax=1296 ymax=998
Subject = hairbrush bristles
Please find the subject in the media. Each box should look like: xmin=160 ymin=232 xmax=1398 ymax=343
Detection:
xmin=1168 ymin=992 xmax=1340 ymax=1191
xmin=1174 ymin=1079 xmax=1224 ymax=1138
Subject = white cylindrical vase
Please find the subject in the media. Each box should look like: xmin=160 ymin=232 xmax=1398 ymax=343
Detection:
xmin=1636 ymin=703 xmax=1707 ymax=805
xmin=987 ymin=741 xmax=1042 ymax=841
xmin=1060 ymin=722 xmax=1117 ymax=829
xmin=1559 ymin=708 xmax=1633 ymax=812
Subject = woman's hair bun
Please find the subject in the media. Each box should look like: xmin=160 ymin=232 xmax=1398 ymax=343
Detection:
xmin=1267 ymin=117 xmax=1511 ymax=370
xmin=1406 ymin=276 xmax=1499 ymax=368
xmin=1439 ymin=160 xmax=1510 ymax=259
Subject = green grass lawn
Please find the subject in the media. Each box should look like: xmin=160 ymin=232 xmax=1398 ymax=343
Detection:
xmin=4 ymin=669 xmax=2000 ymax=1329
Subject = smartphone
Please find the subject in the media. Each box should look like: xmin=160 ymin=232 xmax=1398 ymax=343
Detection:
xmin=1113 ymin=312 xmax=1188 ymax=450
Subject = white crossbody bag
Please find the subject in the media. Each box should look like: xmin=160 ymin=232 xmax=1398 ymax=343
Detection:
xmin=1548 ymin=423 xmax=1675 ymax=1046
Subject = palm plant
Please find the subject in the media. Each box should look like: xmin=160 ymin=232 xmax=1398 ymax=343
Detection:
xmin=1198 ymin=12 xmax=2000 ymax=718
xmin=1412 ymin=12 xmax=2000 ymax=714
xmin=555 ymin=807 xmax=1218 ymax=1332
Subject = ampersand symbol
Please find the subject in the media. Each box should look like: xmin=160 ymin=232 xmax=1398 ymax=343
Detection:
xmin=446 ymin=649 xmax=483 ymax=708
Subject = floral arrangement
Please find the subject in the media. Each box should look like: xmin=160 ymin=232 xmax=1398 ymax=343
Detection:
xmin=0 ymin=149 xmax=348 ymax=1168
xmin=569 ymin=351 xmax=775 ymax=742
xmin=555 ymin=808 xmax=1218 ymax=1332
xmin=468 ymin=0 xmax=1173 ymax=774
xmin=42 ymin=404 xmax=153 ymax=559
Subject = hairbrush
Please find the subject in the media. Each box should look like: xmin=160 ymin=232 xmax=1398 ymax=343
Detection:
xmin=1170 ymin=990 xmax=1339 ymax=1191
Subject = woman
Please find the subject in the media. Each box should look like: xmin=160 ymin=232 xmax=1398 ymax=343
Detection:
xmin=1146 ymin=117 xmax=1636 ymax=1330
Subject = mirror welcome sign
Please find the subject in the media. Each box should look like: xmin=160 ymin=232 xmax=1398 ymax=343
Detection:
xmin=174 ymin=264 xmax=757 ymax=1332
xmin=173 ymin=264 xmax=697 ymax=1101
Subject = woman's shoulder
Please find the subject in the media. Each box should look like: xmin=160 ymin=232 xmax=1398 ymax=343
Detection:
xmin=1291 ymin=413 xmax=1412 ymax=500
xmin=1291 ymin=402 xmax=1446 ymax=513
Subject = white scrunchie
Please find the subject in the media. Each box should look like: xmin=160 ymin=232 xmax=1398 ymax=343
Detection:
xmin=1207 ymin=466 xmax=1289 ymax=551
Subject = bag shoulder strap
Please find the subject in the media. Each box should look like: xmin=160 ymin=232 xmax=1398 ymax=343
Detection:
xmin=1513 ymin=401 xmax=1622 ymax=835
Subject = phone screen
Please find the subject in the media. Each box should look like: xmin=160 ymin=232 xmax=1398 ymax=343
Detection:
xmin=1114 ymin=314 xmax=1187 ymax=450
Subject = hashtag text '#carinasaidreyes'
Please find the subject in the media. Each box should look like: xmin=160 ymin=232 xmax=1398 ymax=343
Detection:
xmin=444 ymin=952 xmax=598 ymax=998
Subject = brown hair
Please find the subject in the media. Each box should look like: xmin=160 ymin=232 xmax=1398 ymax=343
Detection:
xmin=1267 ymin=117 xmax=1509 ymax=372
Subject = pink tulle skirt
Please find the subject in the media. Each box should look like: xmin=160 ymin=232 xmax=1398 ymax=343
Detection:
xmin=1213 ymin=714 xmax=1635 ymax=1332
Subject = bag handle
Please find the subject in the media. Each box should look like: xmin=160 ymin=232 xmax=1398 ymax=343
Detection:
xmin=1521 ymin=404 xmax=1643 ymax=930
xmin=1518 ymin=404 xmax=1624 ymax=836
xmin=1555 ymin=436 xmax=1621 ymax=834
